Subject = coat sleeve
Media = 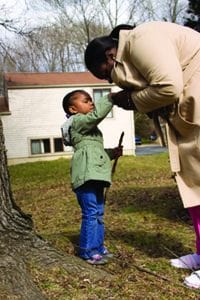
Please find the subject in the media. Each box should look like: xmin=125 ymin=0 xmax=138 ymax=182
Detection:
xmin=128 ymin=31 xmax=184 ymax=113
xmin=72 ymin=95 xmax=113 ymax=133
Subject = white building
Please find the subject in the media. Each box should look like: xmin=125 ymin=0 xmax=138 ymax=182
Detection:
xmin=0 ymin=72 xmax=135 ymax=165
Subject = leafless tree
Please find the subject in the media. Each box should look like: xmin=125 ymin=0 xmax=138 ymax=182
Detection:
xmin=0 ymin=0 xmax=189 ymax=72
xmin=161 ymin=0 xmax=188 ymax=23
xmin=139 ymin=0 xmax=188 ymax=23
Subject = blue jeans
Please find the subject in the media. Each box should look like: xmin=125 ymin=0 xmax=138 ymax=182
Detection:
xmin=75 ymin=181 xmax=106 ymax=259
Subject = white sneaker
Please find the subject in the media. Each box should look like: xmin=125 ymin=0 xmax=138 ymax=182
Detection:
xmin=170 ymin=254 xmax=200 ymax=270
xmin=184 ymin=270 xmax=200 ymax=288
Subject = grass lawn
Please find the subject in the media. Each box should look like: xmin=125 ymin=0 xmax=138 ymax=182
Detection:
xmin=9 ymin=154 xmax=200 ymax=299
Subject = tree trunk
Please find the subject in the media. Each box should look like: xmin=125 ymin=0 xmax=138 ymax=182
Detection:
xmin=0 ymin=118 xmax=111 ymax=300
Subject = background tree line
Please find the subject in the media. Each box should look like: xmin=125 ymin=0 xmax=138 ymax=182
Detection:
xmin=0 ymin=0 xmax=192 ymax=75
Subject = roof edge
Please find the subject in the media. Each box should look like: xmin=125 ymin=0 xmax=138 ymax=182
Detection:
xmin=7 ymin=83 xmax=113 ymax=89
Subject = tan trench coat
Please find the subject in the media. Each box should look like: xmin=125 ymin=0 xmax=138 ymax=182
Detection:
xmin=111 ymin=21 xmax=200 ymax=208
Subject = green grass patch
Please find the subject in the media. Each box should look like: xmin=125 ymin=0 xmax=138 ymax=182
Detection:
xmin=9 ymin=154 xmax=200 ymax=299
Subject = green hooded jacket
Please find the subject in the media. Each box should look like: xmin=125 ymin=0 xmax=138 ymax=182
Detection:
xmin=62 ymin=95 xmax=114 ymax=190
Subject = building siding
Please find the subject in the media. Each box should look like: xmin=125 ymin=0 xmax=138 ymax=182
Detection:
xmin=1 ymin=80 xmax=135 ymax=164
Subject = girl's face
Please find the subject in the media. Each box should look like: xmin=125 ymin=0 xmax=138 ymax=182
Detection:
xmin=69 ymin=92 xmax=94 ymax=115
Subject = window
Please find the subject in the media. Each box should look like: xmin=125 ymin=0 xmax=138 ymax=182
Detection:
xmin=54 ymin=138 xmax=64 ymax=152
xmin=31 ymin=139 xmax=50 ymax=155
xmin=93 ymin=89 xmax=113 ymax=118
xmin=30 ymin=137 xmax=67 ymax=156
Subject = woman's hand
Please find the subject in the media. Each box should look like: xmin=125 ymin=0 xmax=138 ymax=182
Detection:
xmin=109 ymin=90 xmax=136 ymax=110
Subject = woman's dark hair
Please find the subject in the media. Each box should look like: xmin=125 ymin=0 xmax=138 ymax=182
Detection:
xmin=62 ymin=89 xmax=90 ymax=116
xmin=84 ymin=36 xmax=117 ymax=78
xmin=110 ymin=24 xmax=135 ymax=39
xmin=84 ymin=24 xmax=135 ymax=78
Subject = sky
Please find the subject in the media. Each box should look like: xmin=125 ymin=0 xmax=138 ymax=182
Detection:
xmin=1 ymin=0 xmax=29 ymax=21
xmin=0 ymin=0 xmax=55 ymax=27
xmin=0 ymin=0 xmax=57 ymax=41
xmin=0 ymin=0 xmax=189 ymax=37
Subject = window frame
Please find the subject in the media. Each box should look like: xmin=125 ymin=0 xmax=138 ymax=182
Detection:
xmin=30 ymin=138 xmax=51 ymax=155
xmin=29 ymin=136 xmax=66 ymax=156
xmin=53 ymin=137 xmax=64 ymax=153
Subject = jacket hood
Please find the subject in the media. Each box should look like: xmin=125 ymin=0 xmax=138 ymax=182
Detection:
xmin=61 ymin=116 xmax=74 ymax=146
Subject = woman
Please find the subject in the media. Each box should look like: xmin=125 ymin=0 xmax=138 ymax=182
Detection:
xmin=85 ymin=21 xmax=200 ymax=288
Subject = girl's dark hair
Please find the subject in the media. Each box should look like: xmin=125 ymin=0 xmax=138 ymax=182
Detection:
xmin=62 ymin=89 xmax=89 ymax=116
xmin=84 ymin=24 xmax=135 ymax=78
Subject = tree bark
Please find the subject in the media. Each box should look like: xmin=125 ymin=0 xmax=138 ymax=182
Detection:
xmin=0 ymin=118 xmax=33 ymax=234
xmin=0 ymin=117 xmax=111 ymax=300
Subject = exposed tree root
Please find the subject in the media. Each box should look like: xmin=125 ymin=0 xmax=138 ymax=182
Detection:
xmin=0 ymin=233 xmax=112 ymax=300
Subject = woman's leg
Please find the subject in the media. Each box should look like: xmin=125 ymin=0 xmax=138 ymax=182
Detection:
xmin=75 ymin=183 xmax=99 ymax=259
xmin=184 ymin=206 xmax=200 ymax=288
xmin=188 ymin=206 xmax=200 ymax=255
xmin=170 ymin=205 xmax=200 ymax=269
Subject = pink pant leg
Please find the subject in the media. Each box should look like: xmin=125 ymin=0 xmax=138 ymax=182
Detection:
xmin=188 ymin=206 xmax=200 ymax=254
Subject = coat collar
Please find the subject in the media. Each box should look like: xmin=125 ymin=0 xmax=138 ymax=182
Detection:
xmin=111 ymin=30 xmax=133 ymax=81
xmin=114 ymin=30 xmax=132 ymax=64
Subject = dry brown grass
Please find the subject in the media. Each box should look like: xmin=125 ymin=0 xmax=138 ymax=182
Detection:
xmin=9 ymin=154 xmax=200 ymax=299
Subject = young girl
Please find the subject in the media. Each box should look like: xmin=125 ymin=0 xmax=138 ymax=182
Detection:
xmin=61 ymin=90 xmax=122 ymax=265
